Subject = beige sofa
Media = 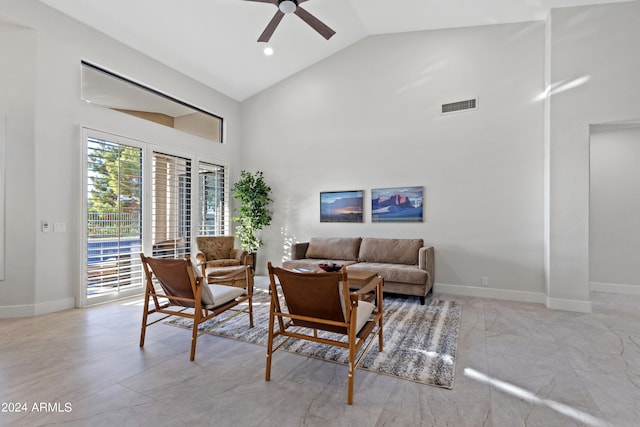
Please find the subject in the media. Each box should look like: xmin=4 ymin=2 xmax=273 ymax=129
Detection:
xmin=282 ymin=237 xmax=434 ymax=304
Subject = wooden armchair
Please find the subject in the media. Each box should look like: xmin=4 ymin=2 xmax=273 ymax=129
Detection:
xmin=140 ymin=254 xmax=254 ymax=361
xmin=266 ymin=262 xmax=384 ymax=404
xmin=195 ymin=236 xmax=251 ymax=282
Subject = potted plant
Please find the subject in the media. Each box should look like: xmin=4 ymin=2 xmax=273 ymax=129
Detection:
xmin=232 ymin=170 xmax=273 ymax=269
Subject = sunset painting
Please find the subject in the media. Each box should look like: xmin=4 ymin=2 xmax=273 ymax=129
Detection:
xmin=320 ymin=191 xmax=364 ymax=223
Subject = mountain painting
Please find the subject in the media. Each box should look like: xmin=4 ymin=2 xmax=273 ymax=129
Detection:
xmin=320 ymin=191 xmax=364 ymax=223
xmin=371 ymin=186 xmax=423 ymax=222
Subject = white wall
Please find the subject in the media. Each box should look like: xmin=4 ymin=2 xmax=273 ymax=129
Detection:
xmin=3 ymin=0 xmax=640 ymax=316
xmin=241 ymin=22 xmax=547 ymax=300
xmin=590 ymin=126 xmax=640 ymax=293
xmin=547 ymin=0 xmax=640 ymax=311
xmin=0 ymin=20 xmax=37 ymax=314
xmin=0 ymin=0 xmax=242 ymax=317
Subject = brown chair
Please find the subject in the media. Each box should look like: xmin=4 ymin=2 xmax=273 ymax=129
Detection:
xmin=195 ymin=236 xmax=251 ymax=281
xmin=266 ymin=262 xmax=384 ymax=404
xmin=140 ymin=254 xmax=254 ymax=361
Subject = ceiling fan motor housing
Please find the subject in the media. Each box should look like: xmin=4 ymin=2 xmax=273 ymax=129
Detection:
xmin=279 ymin=0 xmax=298 ymax=14
xmin=250 ymin=0 xmax=335 ymax=42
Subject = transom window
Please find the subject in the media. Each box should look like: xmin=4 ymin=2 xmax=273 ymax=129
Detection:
xmin=81 ymin=61 xmax=223 ymax=143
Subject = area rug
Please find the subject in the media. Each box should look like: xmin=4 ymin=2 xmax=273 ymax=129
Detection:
xmin=165 ymin=290 xmax=462 ymax=389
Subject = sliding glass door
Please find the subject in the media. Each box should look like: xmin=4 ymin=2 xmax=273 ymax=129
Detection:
xmin=84 ymin=131 xmax=143 ymax=304
xmin=80 ymin=128 xmax=229 ymax=306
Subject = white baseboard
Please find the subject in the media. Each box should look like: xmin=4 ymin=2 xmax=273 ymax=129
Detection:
xmin=0 ymin=303 xmax=35 ymax=318
xmin=34 ymin=297 xmax=75 ymax=315
xmin=434 ymin=282 xmax=593 ymax=313
xmin=590 ymin=281 xmax=640 ymax=295
xmin=0 ymin=297 xmax=75 ymax=319
xmin=434 ymin=283 xmax=546 ymax=304
xmin=545 ymin=296 xmax=592 ymax=313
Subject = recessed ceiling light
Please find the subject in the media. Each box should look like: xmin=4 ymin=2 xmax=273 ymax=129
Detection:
xmin=263 ymin=46 xmax=274 ymax=56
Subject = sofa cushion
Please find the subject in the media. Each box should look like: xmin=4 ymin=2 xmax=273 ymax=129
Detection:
xmin=348 ymin=262 xmax=428 ymax=285
xmin=358 ymin=238 xmax=423 ymax=265
xmin=305 ymin=237 xmax=362 ymax=261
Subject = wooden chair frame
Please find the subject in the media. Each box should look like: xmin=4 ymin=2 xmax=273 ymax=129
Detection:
xmin=266 ymin=262 xmax=384 ymax=404
xmin=140 ymin=254 xmax=254 ymax=361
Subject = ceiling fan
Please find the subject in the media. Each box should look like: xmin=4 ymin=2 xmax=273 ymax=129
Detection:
xmin=246 ymin=0 xmax=336 ymax=42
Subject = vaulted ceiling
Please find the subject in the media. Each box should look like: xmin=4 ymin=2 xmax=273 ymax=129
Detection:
xmin=41 ymin=0 xmax=630 ymax=101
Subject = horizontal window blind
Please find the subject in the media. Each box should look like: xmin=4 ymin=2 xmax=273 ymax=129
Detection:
xmin=198 ymin=162 xmax=228 ymax=236
xmin=152 ymin=152 xmax=192 ymax=258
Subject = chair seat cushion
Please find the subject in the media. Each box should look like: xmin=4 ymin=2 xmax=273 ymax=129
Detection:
xmin=355 ymin=300 xmax=375 ymax=333
xmin=201 ymin=284 xmax=246 ymax=309
xmin=206 ymin=259 xmax=242 ymax=268
xmin=205 ymin=265 xmax=246 ymax=277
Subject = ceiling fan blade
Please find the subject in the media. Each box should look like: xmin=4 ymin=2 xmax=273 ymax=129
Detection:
xmin=244 ymin=0 xmax=278 ymax=4
xmin=294 ymin=6 xmax=336 ymax=40
xmin=258 ymin=10 xmax=285 ymax=42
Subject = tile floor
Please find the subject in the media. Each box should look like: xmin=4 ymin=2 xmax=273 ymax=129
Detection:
xmin=1 ymin=278 xmax=638 ymax=427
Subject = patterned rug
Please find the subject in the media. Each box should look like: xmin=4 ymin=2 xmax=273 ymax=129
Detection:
xmin=165 ymin=290 xmax=462 ymax=389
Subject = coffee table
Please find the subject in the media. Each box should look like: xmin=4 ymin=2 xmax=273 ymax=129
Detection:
xmin=292 ymin=267 xmax=377 ymax=286
xmin=346 ymin=270 xmax=382 ymax=303
xmin=286 ymin=267 xmax=381 ymax=302
xmin=346 ymin=270 xmax=378 ymax=288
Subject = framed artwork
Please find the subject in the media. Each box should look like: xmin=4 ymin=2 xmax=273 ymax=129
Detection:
xmin=320 ymin=190 xmax=364 ymax=223
xmin=371 ymin=186 xmax=423 ymax=222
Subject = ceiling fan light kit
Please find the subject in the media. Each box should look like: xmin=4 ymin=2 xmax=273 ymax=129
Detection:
xmin=246 ymin=0 xmax=336 ymax=43
xmin=278 ymin=0 xmax=297 ymax=14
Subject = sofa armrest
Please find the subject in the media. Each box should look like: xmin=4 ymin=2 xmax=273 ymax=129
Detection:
xmin=291 ymin=242 xmax=309 ymax=260
xmin=419 ymin=246 xmax=435 ymax=287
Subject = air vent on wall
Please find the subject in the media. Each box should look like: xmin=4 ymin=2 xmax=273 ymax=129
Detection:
xmin=441 ymin=98 xmax=478 ymax=115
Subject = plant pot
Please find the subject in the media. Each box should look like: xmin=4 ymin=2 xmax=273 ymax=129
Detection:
xmin=246 ymin=252 xmax=257 ymax=271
